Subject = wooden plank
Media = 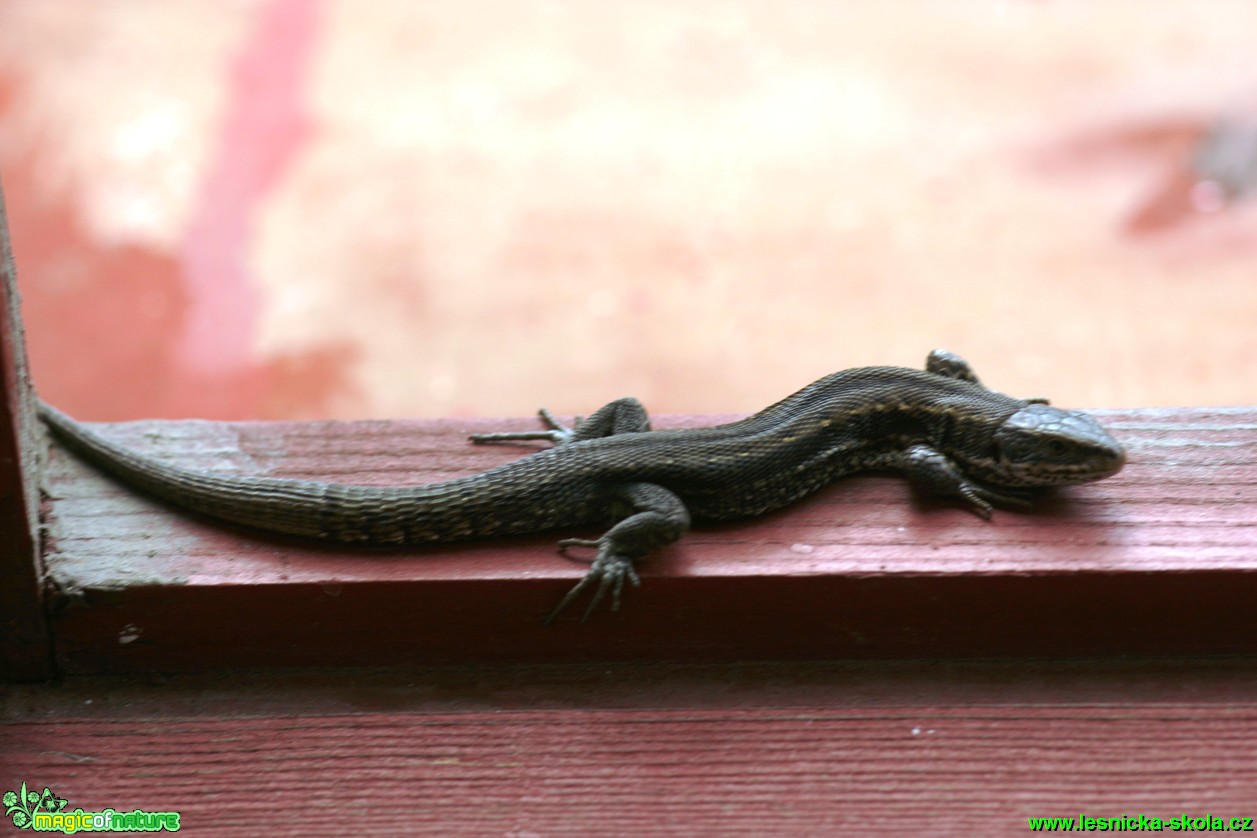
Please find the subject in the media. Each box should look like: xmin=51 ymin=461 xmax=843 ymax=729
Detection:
xmin=0 ymin=178 xmax=51 ymax=681
xmin=4 ymin=659 xmax=1257 ymax=833
xmin=40 ymin=405 xmax=1257 ymax=672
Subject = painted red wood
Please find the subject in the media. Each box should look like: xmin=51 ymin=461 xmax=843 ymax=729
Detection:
xmin=40 ymin=406 xmax=1257 ymax=672
xmin=4 ymin=659 xmax=1257 ymax=832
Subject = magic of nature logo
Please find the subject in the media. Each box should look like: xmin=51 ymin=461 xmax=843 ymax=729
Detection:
xmin=3 ymin=783 xmax=180 ymax=833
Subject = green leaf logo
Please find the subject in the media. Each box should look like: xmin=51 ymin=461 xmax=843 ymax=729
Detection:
xmin=3 ymin=782 xmax=69 ymax=830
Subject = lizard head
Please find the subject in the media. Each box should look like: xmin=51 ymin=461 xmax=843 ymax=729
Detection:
xmin=990 ymin=403 xmax=1125 ymax=486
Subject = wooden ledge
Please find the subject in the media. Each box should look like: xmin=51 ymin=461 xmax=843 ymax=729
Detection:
xmin=40 ymin=406 xmax=1257 ymax=673
xmin=11 ymin=657 xmax=1257 ymax=830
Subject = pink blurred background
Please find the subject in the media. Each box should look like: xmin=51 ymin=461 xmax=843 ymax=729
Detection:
xmin=2 ymin=0 xmax=1255 ymax=421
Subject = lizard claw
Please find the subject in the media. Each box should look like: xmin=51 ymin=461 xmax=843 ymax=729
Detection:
xmin=961 ymin=482 xmax=1039 ymax=518
xmin=538 ymin=407 xmax=579 ymax=444
xmin=544 ymin=540 xmax=641 ymax=625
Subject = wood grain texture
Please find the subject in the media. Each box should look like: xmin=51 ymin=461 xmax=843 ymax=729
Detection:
xmin=39 ymin=406 xmax=1257 ymax=672
xmin=4 ymin=659 xmax=1257 ymax=834
xmin=0 ymin=178 xmax=51 ymax=680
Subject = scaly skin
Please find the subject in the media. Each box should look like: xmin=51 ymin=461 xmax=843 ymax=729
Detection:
xmin=39 ymin=350 xmax=1125 ymax=622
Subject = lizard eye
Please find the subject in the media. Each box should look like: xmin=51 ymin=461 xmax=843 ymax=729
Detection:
xmin=1043 ymin=438 xmax=1070 ymax=459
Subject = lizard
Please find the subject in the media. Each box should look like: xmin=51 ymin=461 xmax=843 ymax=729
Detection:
xmin=38 ymin=350 xmax=1125 ymax=623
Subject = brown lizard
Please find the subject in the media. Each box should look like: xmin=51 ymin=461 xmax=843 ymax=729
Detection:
xmin=39 ymin=350 xmax=1126 ymax=622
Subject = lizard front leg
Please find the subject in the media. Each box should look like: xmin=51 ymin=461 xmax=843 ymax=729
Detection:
xmin=899 ymin=443 xmax=1036 ymax=519
xmin=925 ymin=349 xmax=1050 ymax=405
xmin=856 ymin=444 xmax=1035 ymax=519
xmin=925 ymin=348 xmax=985 ymax=384
xmin=546 ymin=481 xmax=691 ymax=625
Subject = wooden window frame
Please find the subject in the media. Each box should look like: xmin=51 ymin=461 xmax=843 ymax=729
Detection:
xmin=1 ymin=179 xmax=50 ymax=680
xmin=5 ymin=180 xmax=1257 ymax=681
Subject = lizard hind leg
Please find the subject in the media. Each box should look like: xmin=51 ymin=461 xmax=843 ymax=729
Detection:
xmin=545 ymin=481 xmax=691 ymax=625
xmin=470 ymin=397 xmax=652 ymax=447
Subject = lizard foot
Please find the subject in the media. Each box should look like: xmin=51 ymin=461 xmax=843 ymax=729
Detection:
xmin=958 ymin=482 xmax=1039 ymax=519
xmin=544 ymin=538 xmax=641 ymax=625
xmin=470 ymin=407 xmax=577 ymax=446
